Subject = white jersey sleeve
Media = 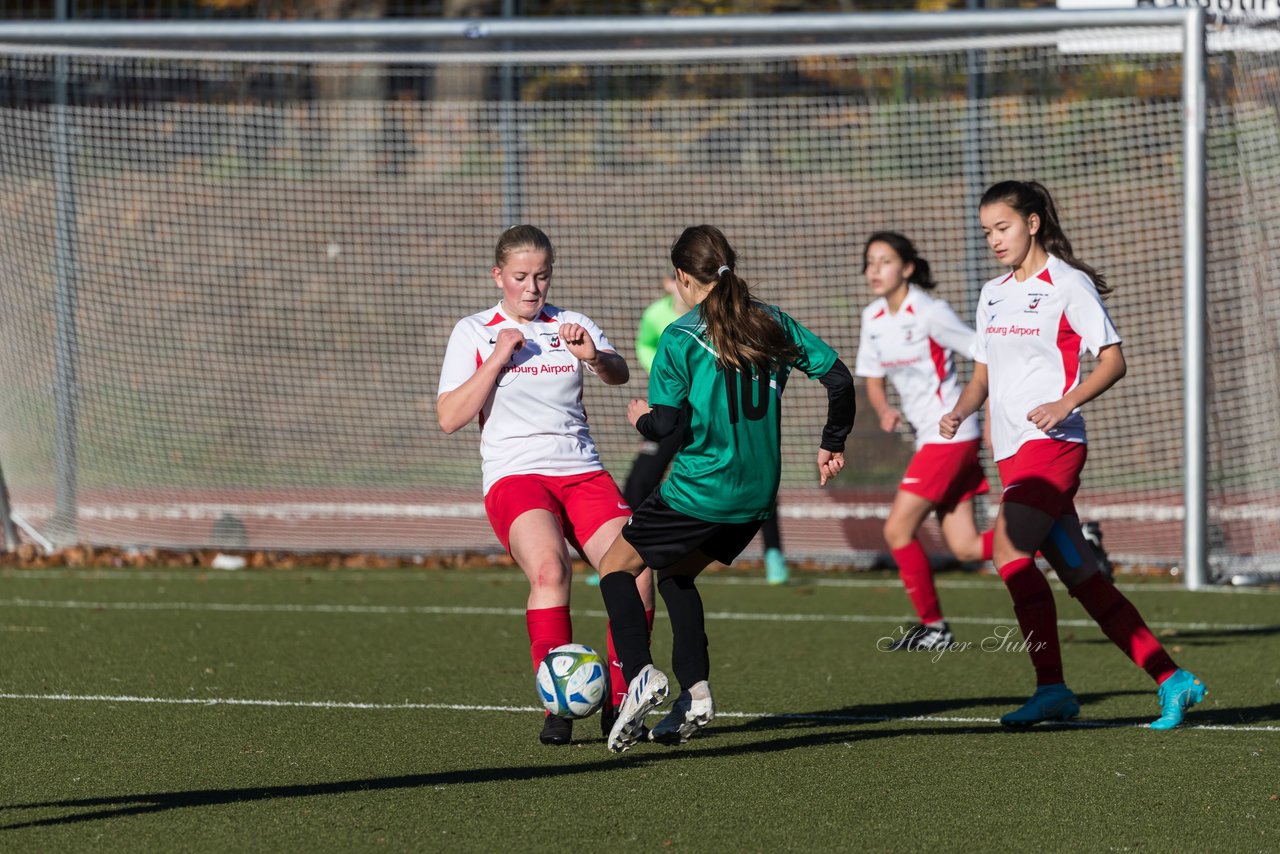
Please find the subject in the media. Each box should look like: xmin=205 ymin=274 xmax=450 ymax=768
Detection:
xmin=971 ymin=294 xmax=990 ymax=365
xmin=1063 ymin=277 xmax=1122 ymax=356
xmin=437 ymin=320 xmax=483 ymax=396
xmin=853 ymin=300 xmax=887 ymax=379
xmin=925 ymin=297 xmax=978 ymax=359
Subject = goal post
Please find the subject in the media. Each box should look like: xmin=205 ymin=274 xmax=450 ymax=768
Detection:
xmin=2 ymin=8 xmax=1270 ymax=588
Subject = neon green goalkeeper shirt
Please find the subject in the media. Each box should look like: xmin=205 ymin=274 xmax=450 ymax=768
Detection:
xmin=648 ymin=304 xmax=838 ymax=523
xmin=635 ymin=295 xmax=686 ymax=374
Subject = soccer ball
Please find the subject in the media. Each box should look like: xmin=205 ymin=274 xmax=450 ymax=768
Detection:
xmin=536 ymin=643 xmax=606 ymax=719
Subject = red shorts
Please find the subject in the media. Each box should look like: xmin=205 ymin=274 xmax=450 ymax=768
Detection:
xmin=484 ymin=470 xmax=630 ymax=554
xmin=996 ymin=439 xmax=1087 ymax=519
xmin=900 ymin=439 xmax=990 ymax=514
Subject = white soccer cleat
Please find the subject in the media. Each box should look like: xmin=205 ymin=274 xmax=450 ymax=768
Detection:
xmin=607 ymin=664 xmax=669 ymax=754
xmin=649 ymin=681 xmax=715 ymax=745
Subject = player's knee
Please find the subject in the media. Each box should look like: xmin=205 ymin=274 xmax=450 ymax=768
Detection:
xmin=882 ymin=519 xmax=913 ymax=550
xmin=526 ymin=557 xmax=572 ymax=592
xmin=951 ymin=539 xmax=983 ymax=563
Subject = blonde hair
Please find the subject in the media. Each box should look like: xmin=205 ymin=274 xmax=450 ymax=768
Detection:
xmin=494 ymin=224 xmax=555 ymax=267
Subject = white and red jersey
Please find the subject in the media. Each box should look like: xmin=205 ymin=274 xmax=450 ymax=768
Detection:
xmin=855 ymin=286 xmax=981 ymax=449
xmin=437 ymin=302 xmax=615 ymax=495
xmin=973 ymin=255 xmax=1121 ymax=462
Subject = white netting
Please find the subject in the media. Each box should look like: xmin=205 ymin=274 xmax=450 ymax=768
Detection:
xmin=0 ymin=22 xmax=1276 ymax=575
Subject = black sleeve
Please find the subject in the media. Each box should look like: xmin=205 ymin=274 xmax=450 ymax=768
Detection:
xmin=817 ymin=358 xmax=856 ymax=453
xmin=636 ymin=403 xmax=685 ymax=442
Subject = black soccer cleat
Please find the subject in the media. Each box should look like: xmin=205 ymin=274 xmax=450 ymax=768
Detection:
xmin=539 ymin=714 xmax=573 ymax=745
xmin=1080 ymin=521 xmax=1115 ymax=582
xmin=888 ymin=621 xmax=955 ymax=652
xmin=600 ymin=694 xmax=648 ymax=742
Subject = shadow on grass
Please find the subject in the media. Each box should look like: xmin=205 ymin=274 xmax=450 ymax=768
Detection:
xmin=1096 ymin=700 xmax=1280 ymax=729
xmin=0 ymin=724 xmax=991 ymax=831
xmin=1067 ymin=623 xmax=1280 ymax=649
xmin=0 ymin=691 xmax=1156 ymax=832
xmin=714 ymin=689 xmax=1145 ymax=737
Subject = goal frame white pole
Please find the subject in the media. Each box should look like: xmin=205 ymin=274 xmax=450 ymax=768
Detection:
xmin=0 ymin=8 xmax=1210 ymax=586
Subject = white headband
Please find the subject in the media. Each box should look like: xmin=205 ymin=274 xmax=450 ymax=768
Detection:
xmin=716 ymin=265 xmax=730 ymax=277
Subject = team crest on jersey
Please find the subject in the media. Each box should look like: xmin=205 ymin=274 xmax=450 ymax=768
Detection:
xmin=541 ymin=332 xmax=562 ymax=349
xmin=1025 ymin=294 xmax=1046 ymax=313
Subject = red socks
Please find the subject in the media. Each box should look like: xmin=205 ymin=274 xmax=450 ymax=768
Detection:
xmin=997 ymin=558 xmax=1063 ymax=685
xmin=892 ymin=541 xmax=943 ymax=624
xmin=526 ymin=605 xmax=572 ymax=673
xmin=982 ymin=530 xmax=995 ymax=562
xmin=606 ymin=609 xmax=655 ymax=709
xmin=1070 ymin=572 xmax=1178 ymax=684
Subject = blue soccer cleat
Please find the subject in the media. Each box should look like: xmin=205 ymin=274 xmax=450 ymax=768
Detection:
xmin=765 ymin=548 xmax=789 ymax=585
xmin=1149 ymin=669 xmax=1207 ymax=730
xmin=1000 ymin=683 xmax=1080 ymax=727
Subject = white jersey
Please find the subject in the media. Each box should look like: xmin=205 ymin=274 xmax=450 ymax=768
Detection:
xmin=973 ymin=255 xmax=1121 ymax=462
xmin=437 ymin=302 xmax=614 ymax=495
xmin=854 ymin=286 xmax=981 ymax=449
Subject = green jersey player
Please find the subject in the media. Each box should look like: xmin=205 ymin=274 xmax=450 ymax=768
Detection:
xmin=596 ymin=224 xmax=856 ymax=753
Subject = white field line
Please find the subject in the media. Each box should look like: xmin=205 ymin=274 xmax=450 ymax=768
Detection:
xmin=0 ymin=597 xmax=1272 ymax=634
xmin=0 ymin=691 xmax=1276 ymax=734
xmin=6 ymin=567 xmax=1278 ymax=595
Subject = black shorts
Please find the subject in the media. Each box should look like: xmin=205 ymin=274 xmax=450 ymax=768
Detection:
xmin=621 ymin=491 xmax=764 ymax=571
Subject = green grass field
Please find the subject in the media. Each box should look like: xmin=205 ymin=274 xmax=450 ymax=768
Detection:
xmin=3 ymin=565 xmax=1278 ymax=850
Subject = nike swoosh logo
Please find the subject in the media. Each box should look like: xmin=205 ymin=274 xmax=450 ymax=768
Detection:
xmin=617 ymin=502 xmax=630 ymax=510
xmin=987 ymin=298 xmax=1006 ymax=306
xmin=902 ymin=477 xmax=921 ymax=484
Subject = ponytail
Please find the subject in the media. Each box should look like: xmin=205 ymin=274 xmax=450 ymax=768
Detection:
xmin=670 ymin=225 xmax=800 ymax=373
xmin=979 ymin=180 xmax=1110 ymax=296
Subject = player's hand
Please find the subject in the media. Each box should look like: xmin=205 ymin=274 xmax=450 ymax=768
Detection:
xmin=939 ymin=411 xmax=962 ymax=440
xmin=878 ymin=407 xmax=902 ymax=433
xmin=1027 ymin=400 xmax=1073 ymax=432
xmin=818 ymin=449 xmax=844 ymax=486
xmin=627 ymin=399 xmax=650 ymax=428
xmin=491 ymin=328 xmax=526 ymax=363
xmin=559 ymin=322 xmax=598 ymax=363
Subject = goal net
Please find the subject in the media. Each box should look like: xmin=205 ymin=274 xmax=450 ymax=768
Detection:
xmin=0 ymin=16 xmax=1276 ymax=576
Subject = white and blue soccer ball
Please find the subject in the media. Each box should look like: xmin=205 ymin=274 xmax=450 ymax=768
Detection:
xmin=536 ymin=643 xmax=606 ymax=719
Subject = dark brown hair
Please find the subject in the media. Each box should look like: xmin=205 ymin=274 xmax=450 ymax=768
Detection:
xmin=494 ymin=224 xmax=555 ymax=268
xmin=979 ymin=180 xmax=1110 ymax=296
xmin=670 ymin=225 xmax=800 ymax=373
xmin=862 ymin=231 xmax=936 ymax=290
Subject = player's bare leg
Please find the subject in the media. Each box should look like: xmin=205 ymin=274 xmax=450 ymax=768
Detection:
xmin=508 ymin=509 xmax=576 ymax=743
xmin=939 ymin=498 xmax=988 ymax=564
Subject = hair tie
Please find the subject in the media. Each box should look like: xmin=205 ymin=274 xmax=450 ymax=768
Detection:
xmin=716 ymin=265 xmax=730 ymax=277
